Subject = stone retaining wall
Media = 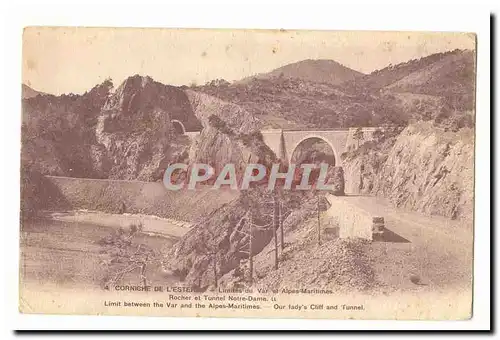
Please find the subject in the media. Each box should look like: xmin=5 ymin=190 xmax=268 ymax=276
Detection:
xmin=325 ymin=194 xmax=373 ymax=240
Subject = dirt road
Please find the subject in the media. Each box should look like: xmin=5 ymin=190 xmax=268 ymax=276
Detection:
xmin=335 ymin=195 xmax=473 ymax=294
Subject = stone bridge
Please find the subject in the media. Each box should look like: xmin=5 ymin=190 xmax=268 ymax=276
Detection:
xmin=260 ymin=128 xmax=379 ymax=166
xmin=172 ymin=121 xmax=380 ymax=166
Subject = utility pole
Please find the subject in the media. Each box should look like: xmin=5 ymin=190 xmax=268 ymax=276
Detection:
xmin=273 ymin=194 xmax=279 ymax=270
xmin=202 ymin=228 xmax=221 ymax=289
xmin=279 ymin=200 xmax=284 ymax=253
xmin=233 ymin=211 xmax=254 ymax=285
xmin=248 ymin=212 xmax=254 ymax=285
xmin=213 ymin=251 xmax=218 ymax=289
xmin=140 ymin=254 xmax=148 ymax=287
xmin=317 ymin=194 xmax=321 ymax=246
xmin=205 ymin=229 xmax=218 ymax=289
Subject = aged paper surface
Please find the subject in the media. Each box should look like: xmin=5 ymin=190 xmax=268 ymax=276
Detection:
xmin=20 ymin=27 xmax=475 ymax=320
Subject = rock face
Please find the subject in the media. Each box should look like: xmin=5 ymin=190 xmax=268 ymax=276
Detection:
xmin=21 ymin=80 xmax=113 ymax=178
xmin=254 ymin=238 xmax=375 ymax=292
xmin=342 ymin=122 xmax=474 ymax=222
xmin=21 ymin=76 xmax=205 ymax=181
xmin=326 ymin=166 xmax=345 ymax=196
xmin=162 ymin=190 xmax=329 ymax=291
xmin=188 ymin=127 xmax=249 ymax=177
xmin=21 ymin=76 xmax=274 ymax=184
xmin=375 ymin=123 xmax=474 ymax=221
xmin=163 ymin=189 xmax=276 ymax=290
xmin=184 ymin=90 xmax=276 ymax=177
xmin=95 ymin=76 xmax=201 ymax=181
xmin=185 ymin=89 xmax=259 ymax=133
xmin=185 ymin=90 xmax=252 ymax=175
xmin=343 ymin=148 xmax=388 ymax=195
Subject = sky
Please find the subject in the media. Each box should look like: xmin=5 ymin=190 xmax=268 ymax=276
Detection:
xmin=22 ymin=27 xmax=475 ymax=95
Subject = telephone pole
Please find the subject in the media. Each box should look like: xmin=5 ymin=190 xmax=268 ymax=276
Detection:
xmin=248 ymin=212 xmax=254 ymax=285
xmin=233 ymin=211 xmax=254 ymax=285
xmin=317 ymin=195 xmax=321 ymax=246
xmin=279 ymin=201 xmax=284 ymax=253
xmin=273 ymin=194 xmax=279 ymax=270
xmin=213 ymin=251 xmax=218 ymax=288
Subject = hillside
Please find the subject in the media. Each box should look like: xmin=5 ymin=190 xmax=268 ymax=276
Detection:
xmin=240 ymin=59 xmax=364 ymax=86
xmin=21 ymin=74 xmax=276 ymax=187
xmin=343 ymin=49 xmax=475 ymax=109
xmin=196 ymin=50 xmax=475 ymax=130
xmin=21 ymin=76 xmax=203 ymax=181
xmin=21 ymin=49 xmax=475 ymax=184
xmin=162 ymin=189 xmax=329 ymax=290
xmin=196 ymin=77 xmax=407 ymax=129
xmin=184 ymin=90 xmax=276 ymax=178
xmin=22 ymin=80 xmax=113 ymax=177
xmin=342 ymin=121 xmax=474 ymax=222
xmin=387 ymin=50 xmax=475 ymax=110
xmin=345 ymin=49 xmax=466 ymax=91
xmin=22 ymin=84 xmax=46 ymax=99
xmin=94 ymin=75 xmax=202 ymax=181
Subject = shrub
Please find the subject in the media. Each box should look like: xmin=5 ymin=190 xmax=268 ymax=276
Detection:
xmin=208 ymin=115 xmax=234 ymax=136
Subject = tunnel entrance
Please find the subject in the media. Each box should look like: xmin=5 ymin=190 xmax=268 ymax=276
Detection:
xmin=290 ymin=137 xmax=336 ymax=167
xmin=171 ymin=119 xmax=186 ymax=135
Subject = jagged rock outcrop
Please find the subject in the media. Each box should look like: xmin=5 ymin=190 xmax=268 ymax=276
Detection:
xmin=162 ymin=189 xmax=321 ymax=291
xmin=21 ymin=80 xmax=113 ymax=178
xmin=188 ymin=127 xmax=249 ymax=177
xmin=342 ymin=122 xmax=474 ymax=222
xmin=374 ymin=123 xmax=474 ymax=221
xmin=185 ymin=89 xmax=259 ymax=133
xmin=163 ymin=189 xmax=275 ymax=290
xmin=326 ymin=166 xmax=345 ymax=196
xmin=22 ymin=84 xmax=46 ymax=99
xmin=95 ymin=75 xmax=201 ymax=180
xmin=21 ymin=76 xmax=272 ymax=183
xmin=184 ymin=90 xmax=275 ymax=176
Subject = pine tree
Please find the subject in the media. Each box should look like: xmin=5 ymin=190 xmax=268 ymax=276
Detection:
xmin=353 ymin=127 xmax=365 ymax=148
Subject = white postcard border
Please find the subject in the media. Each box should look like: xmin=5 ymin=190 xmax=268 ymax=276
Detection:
xmin=2 ymin=0 xmax=492 ymax=332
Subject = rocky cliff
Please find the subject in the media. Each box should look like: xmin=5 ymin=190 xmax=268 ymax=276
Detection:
xmin=21 ymin=80 xmax=113 ymax=178
xmin=94 ymin=75 xmax=202 ymax=181
xmin=184 ymin=90 xmax=275 ymax=177
xmin=342 ymin=122 xmax=474 ymax=222
xmin=21 ymin=75 xmax=276 ymax=191
xmin=162 ymin=189 xmax=323 ymax=290
xmin=185 ymin=89 xmax=259 ymax=132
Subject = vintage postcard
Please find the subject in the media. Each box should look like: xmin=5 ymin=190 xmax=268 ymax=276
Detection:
xmin=20 ymin=27 xmax=476 ymax=320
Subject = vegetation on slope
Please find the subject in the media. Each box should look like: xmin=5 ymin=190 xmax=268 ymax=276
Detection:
xmin=345 ymin=49 xmax=475 ymax=110
xmin=240 ymin=59 xmax=364 ymax=86
xmin=194 ymin=50 xmax=474 ymax=131
xmin=22 ymin=79 xmax=113 ymax=178
xmin=195 ymin=77 xmax=408 ymax=129
xmin=342 ymin=122 xmax=474 ymax=222
xmin=22 ymin=84 xmax=47 ymax=99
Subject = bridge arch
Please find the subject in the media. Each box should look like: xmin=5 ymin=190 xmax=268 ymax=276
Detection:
xmin=171 ymin=119 xmax=186 ymax=135
xmin=289 ymin=135 xmax=339 ymax=167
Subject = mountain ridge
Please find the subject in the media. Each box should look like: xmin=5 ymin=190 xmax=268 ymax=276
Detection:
xmin=22 ymin=84 xmax=47 ymax=99
xmin=238 ymin=59 xmax=365 ymax=86
xmin=344 ymin=49 xmax=473 ymax=93
xmin=21 ymin=48 xmax=475 ymax=181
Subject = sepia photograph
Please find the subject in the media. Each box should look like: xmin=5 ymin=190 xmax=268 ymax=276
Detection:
xmin=19 ymin=26 xmax=478 ymax=321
